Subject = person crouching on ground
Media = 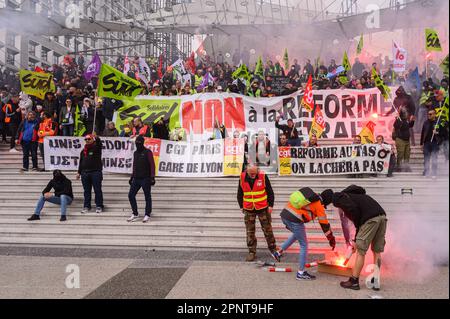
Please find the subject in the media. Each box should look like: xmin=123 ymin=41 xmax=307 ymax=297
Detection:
xmin=27 ymin=170 xmax=74 ymax=222
xmin=271 ymin=188 xmax=336 ymax=280
xmin=329 ymin=185 xmax=388 ymax=291
xmin=237 ymin=163 xmax=278 ymax=262
xmin=127 ymin=135 xmax=156 ymax=223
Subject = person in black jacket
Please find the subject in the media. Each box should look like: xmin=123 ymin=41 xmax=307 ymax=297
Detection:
xmin=27 ymin=170 xmax=74 ymax=222
xmin=420 ymin=109 xmax=442 ymax=178
xmin=393 ymin=108 xmax=414 ymax=172
xmin=152 ymin=117 xmax=170 ymax=140
xmin=127 ymin=136 xmax=155 ymax=223
xmin=325 ymin=185 xmax=387 ymax=291
xmin=275 ymin=116 xmax=300 ymax=146
xmin=77 ymin=134 xmax=104 ymax=213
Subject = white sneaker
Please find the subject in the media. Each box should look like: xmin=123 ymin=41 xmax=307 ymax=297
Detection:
xmin=81 ymin=207 xmax=91 ymax=214
xmin=9 ymin=148 xmax=19 ymax=153
xmin=95 ymin=207 xmax=102 ymax=214
xmin=143 ymin=215 xmax=150 ymax=223
xmin=127 ymin=214 xmax=140 ymax=222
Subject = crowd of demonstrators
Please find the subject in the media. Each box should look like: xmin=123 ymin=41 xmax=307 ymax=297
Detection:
xmin=1 ymin=51 xmax=448 ymax=178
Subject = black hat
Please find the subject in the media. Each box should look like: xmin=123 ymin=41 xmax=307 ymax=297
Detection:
xmin=135 ymin=135 xmax=145 ymax=144
xmin=320 ymin=189 xmax=334 ymax=208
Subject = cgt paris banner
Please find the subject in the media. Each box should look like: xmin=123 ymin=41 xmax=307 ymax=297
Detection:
xmin=278 ymin=144 xmax=392 ymax=176
xmin=43 ymin=136 xmax=245 ymax=177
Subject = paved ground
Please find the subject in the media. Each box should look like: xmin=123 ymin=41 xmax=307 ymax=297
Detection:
xmin=0 ymin=247 xmax=447 ymax=299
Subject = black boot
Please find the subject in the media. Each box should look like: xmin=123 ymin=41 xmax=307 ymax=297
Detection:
xmin=340 ymin=276 xmax=360 ymax=290
xmin=27 ymin=214 xmax=40 ymax=221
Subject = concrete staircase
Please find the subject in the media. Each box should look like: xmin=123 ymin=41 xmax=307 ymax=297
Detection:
xmin=0 ymin=139 xmax=448 ymax=255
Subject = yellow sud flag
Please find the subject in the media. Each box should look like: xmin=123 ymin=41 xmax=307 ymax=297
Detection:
xmin=309 ymin=107 xmax=326 ymax=139
xmin=357 ymin=34 xmax=364 ymax=54
xmin=301 ymin=74 xmax=314 ymax=112
xmin=425 ymin=28 xmax=442 ymax=52
xmin=372 ymin=67 xmax=391 ymax=101
xmin=283 ymin=48 xmax=290 ymax=75
xmin=19 ymin=70 xmax=56 ymax=100
xmin=358 ymin=121 xmax=376 ymax=144
xmin=339 ymin=51 xmax=351 ymax=85
xmin=435 ymin=95 xmax=449 ymax=129
xmin=440 ymin=54 xmax=449 ymax=78
xmin=97 ymin=64 xmax=142 ymax=100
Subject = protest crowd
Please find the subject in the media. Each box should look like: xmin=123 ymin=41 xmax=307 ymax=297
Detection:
xmin=0 ymin=33 xmax=449 ymax=291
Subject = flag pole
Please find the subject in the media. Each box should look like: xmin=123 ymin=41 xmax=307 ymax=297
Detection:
xmin=430 ymin=109 xmax=442 ymax=143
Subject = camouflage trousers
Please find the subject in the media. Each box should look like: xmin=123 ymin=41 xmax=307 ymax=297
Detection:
xmin=244 ymin=208 xmax=277 ymax=254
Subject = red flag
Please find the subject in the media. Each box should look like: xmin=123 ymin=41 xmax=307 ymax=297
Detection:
xmin=309 ymin=107 xmax=326 ymax=138
xmin=158 ymin=54 xmax=164 ymax=79
xmin=34 ymin=66 xmax=45 ymax=73
xmin=63 ymin=55 xmax=73 ymax=66
xmin=301 ymin=74 xmax=314 ymax=112
xmin=185 ymin=52 xmax=196 ymax=74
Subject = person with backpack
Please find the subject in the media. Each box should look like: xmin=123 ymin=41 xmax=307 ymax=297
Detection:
xmin=271 ymin=187 xmax=336 ymax=280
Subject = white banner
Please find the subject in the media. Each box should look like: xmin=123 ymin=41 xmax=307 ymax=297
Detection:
xmin=278 ymin=144 xmax=392 ymax=176
xmin=43 ymin=136 xmax=244 ymax=177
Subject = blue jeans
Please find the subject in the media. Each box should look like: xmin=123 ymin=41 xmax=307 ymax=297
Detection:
xmin=423 ymin=142 xmax=439 ymax=176
xmin=22 ymin=141 xmax=38 ymax=169
xmin=128 ymin=178 xmax=152 ymax=216
xmin=61 ymin=125 xmax=74 ymax=136
xmin=34 ymin=195 xmax=73 ymax=216
xmin=81 ymin=171 xmax=103 ymax=209
xmin=280 ymin=218 xmax=308 ymax=271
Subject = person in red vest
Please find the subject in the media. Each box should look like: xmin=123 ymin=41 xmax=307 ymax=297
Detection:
xmin=130 ymin=117 xmax=151 ymax=138
xmin=237 ymin=163 xmax=277 ymax=262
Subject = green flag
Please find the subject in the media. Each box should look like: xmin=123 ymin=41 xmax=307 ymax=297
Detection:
xmin=97 ymin=64 xmax=142 ymax=100
xmin=339 ymin=51 xmax=351 ymax=85
xmin=255 ymin=56 xmax=264 ymax=79
xmin=440 ymin=54 xmax=449 ymax=78
xmin=425 ymin=28 xmax=442 ymax=52
xmin=232 ymin=63 xmax=251 ymax=82
xmin=436 ymin=96 xmax=449 ymax=129
xmin=19 ymin=70 xmax=56 ymax=100
xmin=372 ymin=67 xmax=391 ymax=101
xmin=283 ymin=48 xmax=289 ymax=74
xmin=74 ymin=105 xmax=86 ymax=137
xmin=357 ymin=34 xmax=364 ymax=54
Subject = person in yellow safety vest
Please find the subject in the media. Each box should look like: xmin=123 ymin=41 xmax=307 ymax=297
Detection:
xmin=248 ymin=80 xmax=262 ymax=97
xmin=194 ymin=69 xmax=204 ymax=88
xmin=271 ymin=188 xmax=336 ymax=280
xmin=237 ymin=164 xmax=278 ymax=262
xmin=182 ymin=82 xmax=197 ymax=95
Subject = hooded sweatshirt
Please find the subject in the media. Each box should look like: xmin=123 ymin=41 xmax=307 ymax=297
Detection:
xmin=42 ymin=172 xmax=74 ymax=199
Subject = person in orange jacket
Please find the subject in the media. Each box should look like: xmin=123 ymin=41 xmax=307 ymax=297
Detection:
xmin=271 ymin=187 xmax=335 ymax=280
xmin=37 ymin=112 xmax=57 ymax=170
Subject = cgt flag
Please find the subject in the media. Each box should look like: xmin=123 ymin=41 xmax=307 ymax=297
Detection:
xmin=358 ymin=121 xmax=376 ymax=144
xmin=301 ymin=74 xmax=314 ymax=112
xmin=372 ymin=67 xmax=391 ymax=101
xmin=19 ymin=70 xmax=56 ymax=100
xmin=98 ymin=64 xmax=142 ymax=100
xmin=425 ymin=28 xmax=442 ymax=52
xmin=309 ymin=107 xmax=326 ymax=138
